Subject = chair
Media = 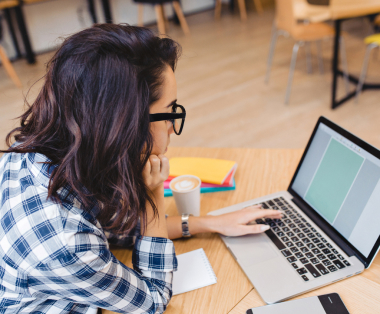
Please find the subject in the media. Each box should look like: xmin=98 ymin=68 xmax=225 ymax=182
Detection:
xmin=355 ymin=34 xmax=380 ymax=102
xmin=135 ymin=0 xmax=190 ymax=35
xmin=215 ymin=0 xmax=263 ymax=22
xmin=265 ymin=0 xmax=349 ymax=104
xmin=0 ymin=0 xmax=22 ymax=87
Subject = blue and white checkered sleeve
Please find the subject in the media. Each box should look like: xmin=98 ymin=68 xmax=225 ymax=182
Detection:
xmin=27 ymin=234 xmax=177 ymax=314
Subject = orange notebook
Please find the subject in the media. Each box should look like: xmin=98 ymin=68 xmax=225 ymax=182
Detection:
xmin=169 ymin=157 xmax=237 ymax=185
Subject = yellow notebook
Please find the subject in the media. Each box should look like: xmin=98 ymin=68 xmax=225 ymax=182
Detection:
xmin=169 ymin=157 xmax=237 ymax=185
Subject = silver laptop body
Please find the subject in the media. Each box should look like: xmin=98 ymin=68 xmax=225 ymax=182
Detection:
xmin=208 ymin=117 xmax=380 ymax=304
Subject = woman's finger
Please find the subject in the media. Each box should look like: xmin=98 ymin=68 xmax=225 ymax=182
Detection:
xmin=149 ymin=155 xmax=161 ymax=176
xmin=157 ymin=154 xmax=169 ymax=178
xmin=241 ymin=224 xmax=270 ymax=235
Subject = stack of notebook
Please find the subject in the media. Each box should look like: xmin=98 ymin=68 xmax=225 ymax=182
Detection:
xmin=164 ymin=157 xmax=237 ymax=197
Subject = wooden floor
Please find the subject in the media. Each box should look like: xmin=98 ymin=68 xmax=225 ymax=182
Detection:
xmin=1 ymin=7 xmax=380 ymax=152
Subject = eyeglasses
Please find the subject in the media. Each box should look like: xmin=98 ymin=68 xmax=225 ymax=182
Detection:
xmin=149 ymin=103 xmax=186 ymax=135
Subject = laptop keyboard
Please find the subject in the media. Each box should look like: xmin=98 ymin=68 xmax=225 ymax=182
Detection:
xmin=255 ymin=197 xmax=351 ymax=282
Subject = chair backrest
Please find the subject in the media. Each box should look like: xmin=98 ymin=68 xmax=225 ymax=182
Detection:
xmin=275 ymin=0 xmax=296 ymax=33
xmin=0 ymin=0 xmax=19 ymax=10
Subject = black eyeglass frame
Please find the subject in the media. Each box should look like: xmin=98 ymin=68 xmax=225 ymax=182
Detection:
xmin=149 ymin=104 xmax=186 ymax=135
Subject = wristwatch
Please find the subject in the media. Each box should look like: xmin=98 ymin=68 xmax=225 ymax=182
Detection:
xmin=181 ymin=214 xmax=192 ymax=237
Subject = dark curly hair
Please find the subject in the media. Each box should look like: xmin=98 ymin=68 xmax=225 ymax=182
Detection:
xmin=2 ymin=24 xmax=181 ymax=234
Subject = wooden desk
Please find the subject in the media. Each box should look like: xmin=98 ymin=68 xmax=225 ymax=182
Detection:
xmin=330 ymin=0 xmax=380 ymax=109
xmin=104 ymin=147 xmax=380 ymax=314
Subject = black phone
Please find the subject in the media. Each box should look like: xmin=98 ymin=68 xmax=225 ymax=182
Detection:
xmin=247 ymin=293 xmax=349 ymax=314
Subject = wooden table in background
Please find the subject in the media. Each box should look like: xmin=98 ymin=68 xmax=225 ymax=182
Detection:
xmin=104 ymin=147 xmax=380 ymax=314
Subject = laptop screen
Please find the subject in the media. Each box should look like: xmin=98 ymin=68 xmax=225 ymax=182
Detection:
xmin=291 ymin=122 xmax=380 ymax=259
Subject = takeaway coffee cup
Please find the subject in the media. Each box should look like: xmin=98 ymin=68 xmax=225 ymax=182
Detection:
xmin=169 ymin=175 xmax=201 ymax=216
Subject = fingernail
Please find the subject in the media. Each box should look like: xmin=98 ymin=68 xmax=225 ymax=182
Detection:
xmin=260 ymin=225 xmax=270 ymax=231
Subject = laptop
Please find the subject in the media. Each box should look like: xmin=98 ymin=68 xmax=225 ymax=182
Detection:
xmin=208 ymin=116 xmax=380 ymax=304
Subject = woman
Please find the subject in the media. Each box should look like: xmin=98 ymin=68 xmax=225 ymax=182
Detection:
xmin=0 ymin=24 xmax=282 ymax=313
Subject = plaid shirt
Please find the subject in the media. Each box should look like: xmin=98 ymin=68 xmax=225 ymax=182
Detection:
xmin=0 ymin=150 xmax=177 ymax=314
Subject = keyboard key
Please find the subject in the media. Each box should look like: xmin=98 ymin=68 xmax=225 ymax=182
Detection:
xmin=265 ymin=229 xmax=286 ymax=250
xmin=328 ymin=254 xmax=337 ymax=260
xmin=293 ymin=228 xmax=301 ymax=233
xmin=289 ymin=223 xmax=296 ymax=228
xmin=315 ymin=233 xmax=322 ymax=237
xmin=269 ymin=222 xmax=276 ymax=227
xmin=297 ymin=268 xmax=307 ymax=275
xmin=292 ymin=209 xmax=298 ymax=213
xmin=291 ymin=262 xmax=298 ymax=269
xmin=312 ymin=248 xmax=320 ymax=255
xmin=282 ymin=227 xmax=290 ymax=232
xmin=333 ymin=260 xmax=346 ymax=269
xmin=300 ymin=247 xmax=309 ymax=253
xmin=285 ymin=210 xmax=292 ymax=215
xmin=262 ymin=203 xmax=269 ymax=209
xmin=287 ymin=256 xmax=297 ymax=263
xmin=306 ymin=223 xmax=312 ymax=227
xmin=281 ymin=249 xmax=292 ymax=257
xmin=277 ymin=232 xmax=285 ymax=237
xmin=278 ymin=222 xmax=285 ymax=227
xmin=284 ymin=219 xmax=292 ymax=224
xmin=312 ymin=238 xmax=320 ymax=244
xmin=273 ymin=206 xmax=279 ymax=210
xmin=285 ymin=242 xmax=294 ymax=247
xmin=305 ymin=263 xmax=321 ymax=278
xmin=295 ymin=242 xmax=304 ymax=248
xmin=307 ymin=243 xmax=315 ymax=249
xmin=311 ymin=228 xmax=317 ymax=232
xmin=328 ymin=265 xmax=338 ymax=272
xmin=322 ymin=249 xmax=331 ymax=255
xmin=277 ymin=202 xmax=284 ymax=206
xmin=302 ymin=228 xmax=310 ymax=233
xmin=281 ymin=236 xmax=289 ymax=242
xmin=301 ymin=218 xmax=307 ymax=223
xmin=305 ymin=252 xmax=314 ymax=259
xmin=274 ymin=198 xmax=280 ymax=202
xmin=315 ymin=264 xmax=329 ymax=275
xmin=268 ymin=200 xmax=275 ymax=206
xmin=326 ymin=243 xmax=333 ymax=248
xmin=311 ymin=258 xmax=319 ymax=264
xmin=317 ymin=254 xmax=326 ymax=260
xmin=287 ymin=232 xmax=294 ymax=237
xmin=322 ymin=259 xmax=332 ymax=266
xmin=343 ymin=260 xmax=351 ymax=267
xmin=317 ymin=243 xmax=326 ymax=249
xmin=295 ymin=252 xmax=304 ymax=259
xmin=338 ymin=254 xmax=344 ymax=260
xmin=291 ymin=237 xmax=299 ymax=242
xmin=307 ymin=233 xmax=315 ymax=238
xmin=302 ymin=238 xmax=310 ymax=244
xmin=298 ymin=224 xmax=306 ymax=228
xmin=289 ymin=215 xmax=296 ymax=219
xmin=332 ymin=249 xmax=338 ymax=254
xmin=281 ymin=206 xmax=288 ymax=211
xmin=290 ymin=249 xmax=299 ymax=257
xmin=321 ymin=238 xmax=327 ymax=243
xmin=273 ymin=227 xmax=280 ymax=232
xmin=297 ymin=214 xmax=303 ymax=218
xmin=298 ymin=233 xmax=305 ymax=238
xmin=301 ymin=275 xmax=309 ymax=281
xmin=294 ymin=219 xmax=301 ymax=224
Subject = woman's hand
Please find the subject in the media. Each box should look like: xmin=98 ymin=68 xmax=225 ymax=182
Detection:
xmin=143 ymin=154 xmax=169 ymax=192
xmin=209 ymin=204 xmax=283 ymax=237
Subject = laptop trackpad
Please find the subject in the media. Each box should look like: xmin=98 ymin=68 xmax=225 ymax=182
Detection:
xmin=225 ymin=234 xmax=278 ymax=266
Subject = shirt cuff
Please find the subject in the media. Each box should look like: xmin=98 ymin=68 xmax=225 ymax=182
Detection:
xmin=132 ymin=235 xmax=178 ymax=272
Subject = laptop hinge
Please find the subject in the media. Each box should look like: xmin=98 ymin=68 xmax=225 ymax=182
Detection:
xmin=291 ymin=196 xmax=359 ymax=260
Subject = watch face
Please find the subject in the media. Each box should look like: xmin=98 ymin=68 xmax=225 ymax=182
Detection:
xmin=181 ymin=215 xmax=191 ymax=237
